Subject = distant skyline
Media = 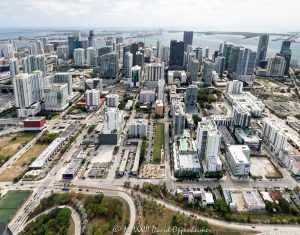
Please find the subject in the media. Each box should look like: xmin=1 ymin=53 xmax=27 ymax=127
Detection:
xmin=0 ymin=0 xmax=299 ymax=32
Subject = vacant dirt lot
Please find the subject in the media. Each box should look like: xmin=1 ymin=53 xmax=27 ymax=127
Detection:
xmin=250 ymin=157 xmax=281 ymax=179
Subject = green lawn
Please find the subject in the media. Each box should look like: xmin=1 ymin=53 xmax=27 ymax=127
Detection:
xmin=0 ymin=190 xmax=32 ymax=222
xmin=153 ymin=123 xmax=165 ymax=164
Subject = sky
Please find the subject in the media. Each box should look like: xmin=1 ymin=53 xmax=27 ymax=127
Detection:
xmin=0 ymin=0 xmax=299 ymax=32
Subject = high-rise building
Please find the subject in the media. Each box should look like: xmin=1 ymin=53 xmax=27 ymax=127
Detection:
xmin=172 ymin=101 xmax=186 ymax=135
xmin=232 ymin=104 xmax=251 ymax=128
xmin=124 ymin=52 xmax=133 ymax=78
xmin=183 ymin=31 xmax=193 ymax=48
xmin=145 ymin=62 xmax=164 ymax=87
xmin=256 ymin=34 xmax=269 ymax=66
xmin=68 ymin=34 xmax=80 ymax=58
xmin=22 ymin=54 xmax=46 ymax=76
xmin=128 ymin=119 xmax=148 ymax=138
xmin=74 ymin=48 xmax=85 ymax=67
xmin=44 ymin=44 xmax=54 ymax=54
xmin=9 ymin=58 xmax=19 ymax=77
xmin=278 ymin=40 xmax=292 ymax=75
xmin=129 ymin=65 xmax=141 ymax=87
xmin=52 ymin=72 xmax=73 ymax=96
xmin=86 ymin=47 xmax=95 ymax=66
xmin=98 ymin=46 xmax=113 ymax=61
xmin=194 ymin=47 xmax=203 ymax=64
xmin=214 ymin=56 xmax=225 ymax=76
xmin=36 ymin=40 xmax=44 ymax=55
xmin=161 ymin=46 xmax=170 ymax=65
xmin=139 ymin=89 xmax=156 ymax=104
xmin=88 ymin=30 xmax=95 ymax=48
xmin=187 ymin=57 xmax=200 ymax=81
xmin=226 ymin=80 xmax=243 ymax=95
xmin=135 ymin=51 xmax=144 ymax=69
xmin=262 ymin=120 xmax=288 ymax=154
xmin=156 ymin=40 xmax=161 ymax=58
xmin=131 ymin=42 xmax=144 ymax=65
xmin=85 ymin=89 xmax=100 ymax=110
xmin=13 ymin=71 xmax=44 ymax=109
xmin=203 ymin=59 xmax=214 ymax=87
xmin=204 ymin=47 xmax=209 ymax=59
xmin=157 ymin=79 xmax=165 ymax=101
xmin=98 ymin=52 xmax=119 ymax=79
xmin=169 ymin=40 xmax=185 ymax=68
xmin=44 ymin=83 xmax=68 ymax=111
xmin=106 ymin=94 xmax=119 ymax=107
xmin=1 ymin=43 xmax=14 ymax=59
xmin=222 ymin=42 xmax=234 ymax=69
xmin=102 ymin=107 xmax=123 ymax=134
xmin=185 ymin=85 xmax=198 ymax=108
xmin=85 ymin=78 xmax=103 ymax=92
xmin=196 ymin=119 xmax=221 ymax=162
xmin=116 ymin=36 xmax=123 ymax=44
xmin=266 ymin=55 xmax=286 ymax=77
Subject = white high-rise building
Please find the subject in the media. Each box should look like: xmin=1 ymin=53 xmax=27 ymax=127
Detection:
xmin=22 ymin=55 xmax=46 ymax=76
xmin=196 ymin=119 xmax=221 ymax=161
xmin=74 ymin=48 xmax=85 ymax=67
xmin=102 ymin=108 xmax=123 ymax=134
xmin=124 ymin=52 xmax=133 ymax=78
xmin=226 ymin=80 xmax=243 ymax=95
xmin=13 ymin=71 xmax=44 ymax=109
xmin=106 ymin=94 xmax=119 ymax=107
xmin=187 ymin=57 xmax=200 ymax=81
xmin=232 ymin=104 xmax=251 ymax=128
xmin=85 ymin=89 xmax=100 ymax=110
xmin=44 ymin=83 xmax=69 ymax=111
xmin=145 ymin=62 xmax=164 ymax=87
xmin=52 ymin=73 xmax=73 ymax=96
xmin=36 ymin=40 xmax=44 ymax=55
xmin=1 ymin=43 xmax=14 ymax=59
xmin=9 ymin=58 xmax=19 ymax=77
xmin=266 ymin=56 xmax=286 ymax=77
xmin=86 ymin=47 xmax=95 ymax=66
xmin=139 ymin=89 xmax=156 ymax=104
xmin=128 ymin=119 xmax=148 ymax=138
xmin=157 ymin=79 xmax=165 ymax=101
xmin=129 ymin=65 xmax=141 ymax=87
xmin=262 ymin=120 xmax=288 ymax=154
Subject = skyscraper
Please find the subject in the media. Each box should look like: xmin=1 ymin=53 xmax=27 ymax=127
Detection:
xmin=196 ymin=119 xmax=221 ymax=161
xmin=204 ymin=47 xmax=209 ymax=59
xmin=44 ymin=83 xmax=69 ymax=111
xmin=194 ymin=47 xmax=203 ymax=64
xmin=157 ymin=79 xmax=165 ymax=101
xmin=9 ymin=58 xmax=19 ymax=77
xmin=145 ymin=62 xmax=164 ymax=87
xmin=185 ymin=85 xmax=198 ymax=108
xmin=256 ymin=34 xmax=269 ymax=66
xmin=214 ymin=56 xmax=225 ymax=76
xmin=278 ymin=40 xmax=292 ymax=75
xmin=161 ymin=46 xmax=170 ymax=65
xmin=85 ymin=89 xmax=100 ymax=110
xmin=98 ymin=52 xmax=119 ymax=79
xmin=169 ymin=40 xmax=185 ymax=68
xmin=156 ymin=40 xmax=161 ymax=58
xmin=68 ymin=34 xmax=80 ymax=58
xmin=86 ymin=47 xmax=95 ymax=66
xmin=129 ymin=65 xmax=141 ymax=87
xmin=183 ymin=31 xmax=193 ymax=48
xmin=203 ymin=60 xmax=214 ymax=87
xmin=13 ymin=71 xmax=44 ymax=108
xmin=222 ymin=42 xmax=234 ymax=69
xmin=52 ymin=72 xmax=73 ymax=96
xmin=74 ymin=48 xmax=85 ymax=67
xmin=22 ymin=54 xmax=46 ymax=76
xmin=266 ymin=55 xmax=286 ymax=77
xmin=88 ymin=30 xmax=95 ymax=48
xmin=187 ymin=57 xmax=200 ymax=81
xmin=124 ymin=52 xmax=133 ymax=78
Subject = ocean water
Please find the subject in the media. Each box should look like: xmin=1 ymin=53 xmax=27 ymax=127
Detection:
xmin=0 ymin=28 xmax=299 ymax=61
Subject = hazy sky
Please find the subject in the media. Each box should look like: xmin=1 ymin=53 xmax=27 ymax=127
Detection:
xmin=0 ymin=0 xmax=299 ymax=32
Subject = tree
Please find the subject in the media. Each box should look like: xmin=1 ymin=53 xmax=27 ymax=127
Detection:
xmin=264 ymin=200 xmax=275 ymax=212
xmin=177 ymin=193 xmax=184 ymax=203
xmin=192 ymin=115 xmax=202 ymax=126
xmin=278 ymin=198 xmax=290 ymax=213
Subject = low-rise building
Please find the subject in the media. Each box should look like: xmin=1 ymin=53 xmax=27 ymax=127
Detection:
xmin=173 ymin=132 xmax=201 ymax=177
xmin=235 ymin=128 xmax=262 ymax=151
xmin=223 ymin=190 xmax=237 ymax=211
xmin=168 ymin=70 xmax=187 ymax=84
xmin=226 ymin=145 xmax=251 ymax=176
xmin=23 ymin=116 xmax=46 ymax=131
xmin=279 ymin=149 xmax=300 ymax=176
xmin=243 ymin=191 xmax=265 ymax=212
xmin=62 ymin=151 xmax=85 ymax=179
xmin=155 ymin=100 xmax=164 ymax=117
xmin=29 ymin=137 xmax=66 ymax=170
